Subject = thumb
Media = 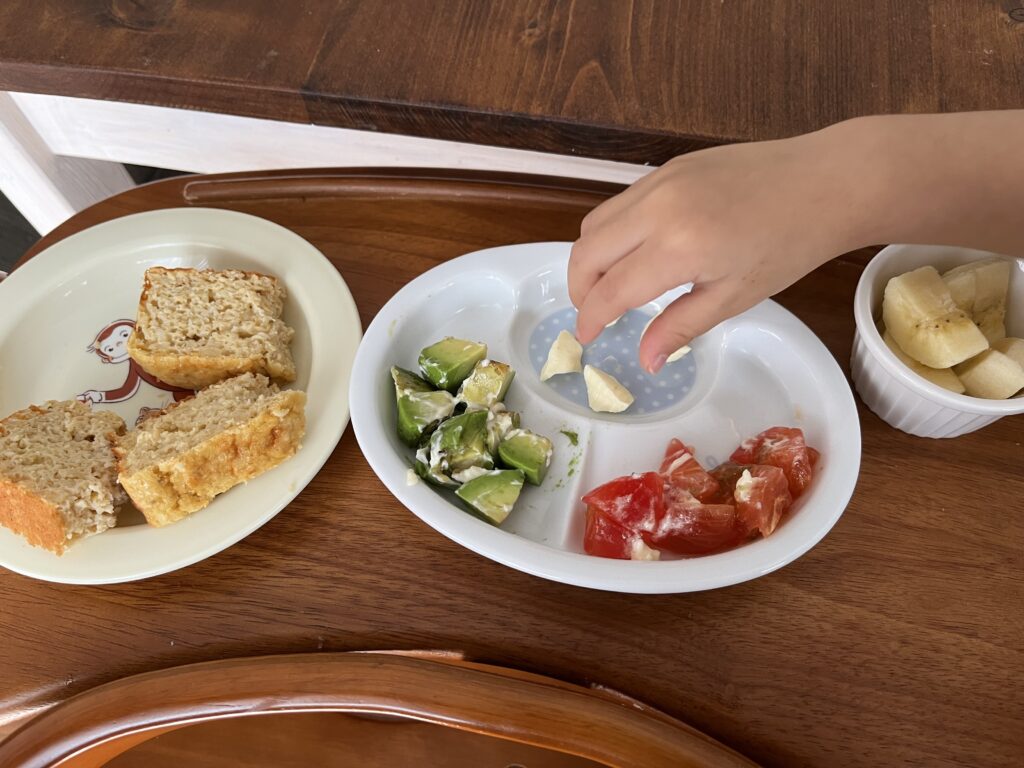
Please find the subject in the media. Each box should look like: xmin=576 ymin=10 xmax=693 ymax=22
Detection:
xmin=639 ymin=283 xmax=739 ymax=374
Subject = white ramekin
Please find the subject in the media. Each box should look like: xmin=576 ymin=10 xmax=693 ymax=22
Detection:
xmin=851 ymin=244 xmax=1024 ymax=438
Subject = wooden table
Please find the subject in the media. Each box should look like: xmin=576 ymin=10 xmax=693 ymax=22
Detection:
xmin=1 ymin=1 xmax=1023 ymax=233
xmin=1 ymin=169 xmax=1022 ymax=768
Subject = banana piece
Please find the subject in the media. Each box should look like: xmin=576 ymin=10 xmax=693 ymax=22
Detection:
xmin=641 ymin=313 xmax=691 ymax=364
xmin=584 ymin=365 xmax=634 ymax=413
xmin=882 ymin=266 xmax=988 ymax=369
xmin=942 ymin=258 xmax=1011 ymax=343
xmin=540 ymin=330 xmax=583 ymax=381
xmin=954 ymin=349 xmax=1024 ymax=399
xmin=993 ymin=337 xmax=1024 ymax=370
xmin=882 ymin=329 xmax=965 ymax=394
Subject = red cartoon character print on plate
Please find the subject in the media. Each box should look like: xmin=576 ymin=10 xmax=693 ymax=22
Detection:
xmin=77 ymin=319 xmax=193 ymax=425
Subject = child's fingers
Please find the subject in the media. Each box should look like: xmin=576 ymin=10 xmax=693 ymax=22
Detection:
xmin=638 ymin=282 xmax=739 ymax=373
xmin=568 ymin=205 xmax=648 ymax=308
xmin=574 ymin=242 xmax=692 ymax=344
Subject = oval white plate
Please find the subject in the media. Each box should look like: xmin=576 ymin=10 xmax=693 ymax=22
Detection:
xmin=0 ymin=208 xmax=361 ymax=583
xmin=350 ymin=242 xmax=860 ymax=593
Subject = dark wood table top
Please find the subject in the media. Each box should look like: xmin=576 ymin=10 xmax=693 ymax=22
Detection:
xmin=1 ymin=2 xmax=1023 ymax=162
xmin=1 ymin=168 xmax=1022 ymax=768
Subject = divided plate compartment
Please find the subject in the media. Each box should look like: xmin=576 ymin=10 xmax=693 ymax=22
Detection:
xmin=352 ymin=242 xmax=861 ymax=592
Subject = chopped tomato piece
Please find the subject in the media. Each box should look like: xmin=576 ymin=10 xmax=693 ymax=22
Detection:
xmin=808 ymin=447 xmax=821 ymax=468
xmin=659 ymin=438 xmax=720 ymax=502
xmin=644 ymin=486 xmax=744 ymax=555
xmin=583 ymin=507 xmax=634 ymax=559
xmin=730 ymin=426 xmax=816 ymax=498
xmin=708 ymin=462 xmax=747 ymax=504
xmin=581 ymin=472 xmax=665 ymax=559
xmin=736 ymin=465 xmax=791 ymax=537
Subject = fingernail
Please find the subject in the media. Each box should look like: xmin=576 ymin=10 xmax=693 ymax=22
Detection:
xmin=647 ymin=353 xmax=668 ymax=374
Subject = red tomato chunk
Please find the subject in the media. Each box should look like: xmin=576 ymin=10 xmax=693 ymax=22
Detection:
xmin=730 ymin=426 xmax=816 ymax=498
xmin=646 ymin=486 xmax=744 ymax=555
xmin=712 ymin=462 xmax=792 ymax=537
xmin=659 ymin=438 xmax=720 ymax=502
xmin=582 ymin=472 xmax=664 ymax=559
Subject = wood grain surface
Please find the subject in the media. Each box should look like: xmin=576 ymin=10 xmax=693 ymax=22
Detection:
xmin=0 ymin=169 xmax=1022 ymax=768
xmin=1 ymin=2 xmax=1023 ymax=162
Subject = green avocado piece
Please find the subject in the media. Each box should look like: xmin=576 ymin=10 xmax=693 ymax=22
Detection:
xmin=428 ymin=410 xmax=493 ymax=474
xmin=455 ymin=469 xmax=525 ymax=525
xmin=486 ymin=408 xmax=520 ymax=455
xmin=458 ymin=359 xmax=515 ymax=408
xmin=391 ymin=365 xmax=433 ymax=395
xmin=414 ymin=458 xmax=458 ymax=488
xmin=497 ymin=430 xmax=554 ymax=486
xmin=391 ymin=365 xmax=452 ymax=447
xmin=397 ymin=390 xmax=456 ymax=447
xmin=418 ymin=338 xmax=487 ymax=392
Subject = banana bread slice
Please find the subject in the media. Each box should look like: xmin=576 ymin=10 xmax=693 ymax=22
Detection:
xmin=0 ymin=400 xmax=127 ymax=554
xmin=115 ymin=373 xmax=306 ymax=526
xmin=127 ymin=266 xmax=297 ymax=389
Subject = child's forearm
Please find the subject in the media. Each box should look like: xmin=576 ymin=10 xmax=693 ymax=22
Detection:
xmin=830 ymin=111 xmax=1024 ymax=255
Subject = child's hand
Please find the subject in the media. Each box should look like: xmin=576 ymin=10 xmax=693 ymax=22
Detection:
xmin=571 ymin=110 xmax=1024 ymax=374
xmin=569 ymin=124 xmax=872 ymax=373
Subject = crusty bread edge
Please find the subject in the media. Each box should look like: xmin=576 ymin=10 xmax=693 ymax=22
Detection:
xmin=126 ymin=342 xmax=284 ymax=389
xmin=0 ymin=480 xmax=69 ymax=554
xmin=117 ymin=390 xmax=307 ymax=527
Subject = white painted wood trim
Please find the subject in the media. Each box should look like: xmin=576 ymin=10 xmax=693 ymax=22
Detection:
xmin=0 ymin=92 xmax=134 ymax=235
xmin=8 ymin=92 xmax=653 ymax=186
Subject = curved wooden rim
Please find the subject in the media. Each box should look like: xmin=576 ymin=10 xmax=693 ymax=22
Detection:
xmin=0 ymin=653 xmax=757 ymax=768
xmin=17 ymin=167 xmax=625 ymax=269
xmin=180 ymin=167 xmax=625 ymax=205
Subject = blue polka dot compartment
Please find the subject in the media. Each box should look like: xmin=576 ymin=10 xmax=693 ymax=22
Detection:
xmin=528 ymin=308 xmax=697 ymax=416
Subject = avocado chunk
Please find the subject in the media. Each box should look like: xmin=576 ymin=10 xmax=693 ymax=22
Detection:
xmin=419 ymin=337 xmax=488 ymax=392
xmin=485 ymin=407 xmax=521 ymax=455
xmin=414 ymin=449 xmax=458 ymax=488
xmin=391 ymin=365 xmax=433 ymax=395
xmin=455 ymin=469 xmax=525 ymax=525
xmin=497 ymin=429 xmax=554 ymax=486
xmin=397 ymin=390 xmax=456 ymax=447
xmin=458 ymin=359 xmax=515 ymax=408
xmin=391 ymin=365 xmax=455 ymax=446
xmin=428 ymin=410 xmax=493 ymax=474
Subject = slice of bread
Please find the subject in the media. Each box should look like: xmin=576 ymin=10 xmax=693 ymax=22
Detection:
xmin=0 ymin=400 xmax=127 ymax=554
xmin=115 ymin=373 xmax=306 ymax=526
xmin=127 ymin=266 xmax=297 ymax=389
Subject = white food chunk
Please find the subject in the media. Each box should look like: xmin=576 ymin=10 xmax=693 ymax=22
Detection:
xmin=583 ymin=365 xmax=634 ymax=413
xmin=734 ymin=469 xmax=754 ymax=503
xmin=630 ymin=539 xmax=661 ymax=561
xmin=540 ymin=330 xmax=583 ymax=381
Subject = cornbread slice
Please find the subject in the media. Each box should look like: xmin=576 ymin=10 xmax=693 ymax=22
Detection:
xmin=0 ymin=400 xmax=127 ymax=554
xmin=115 ymin=373 xmax=306 ymax=526
xmin=127 ymin=266 xmax=297 ymax=389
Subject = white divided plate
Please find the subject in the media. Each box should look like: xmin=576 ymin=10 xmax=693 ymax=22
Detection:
xmin=350 ymin=242 xmax=860 ymax=593
xmin=0 ymin=208 xmax=361 ymax=584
